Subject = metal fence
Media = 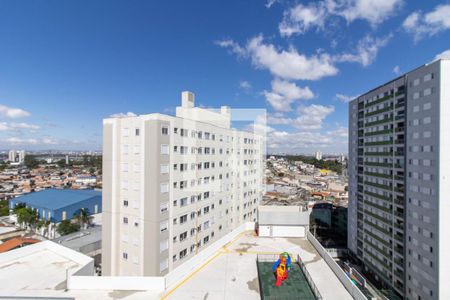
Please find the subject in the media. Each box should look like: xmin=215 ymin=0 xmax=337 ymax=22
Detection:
xmin=256 ymin=254 xmax=322 ymax=300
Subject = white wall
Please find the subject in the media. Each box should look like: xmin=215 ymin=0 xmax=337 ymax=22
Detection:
xmin=271 ymin=226 xmax=305 ymax=237
xmin=68 ymin=275 xmax=165 ymax=291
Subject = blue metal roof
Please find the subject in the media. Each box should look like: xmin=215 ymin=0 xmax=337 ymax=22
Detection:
xmin=12 ymin=189 xmax=101 ymax=210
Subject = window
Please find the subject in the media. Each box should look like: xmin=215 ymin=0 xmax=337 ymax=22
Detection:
xmin=180 ymin=249 xmax=187 ymax=259
xmin=122 ymin=128 xmax=129 ymax=137
xmin=123 ymin=144 xmax=129 ymax=154
xmin=161 ymin=144 xmax=169 ymax=155
xmin=134 ymin=145 xmax=140 ymax=154
xmin=135 ymin=128 xmax=140 ymax=136
xmin=160 ymin=221 xmax=168 ymax=232
xmin=161 ymin=126 xmax=169 ymax=135
xmin=123 ymin=200 xmax=129 ymax=207
xmin=160 ymin=202 xmax=168 ymax=213
xmin=424 ymin=73 xmax=433 ymax=82
xmin=123 ymin=252 xmax=128 ymax=260
xmin=160 ymin=182 xmax=169 ymax=193
xmin=180 ymin=197 xmax=189 ymax=207
xmin=424 ymin=88 xmax=432 ymax=96
xmin=174 ymin=127 xmax=178 ymax=134
xmin=180 ymin=232 xmax=187 ymax=241
xmin=160 ymin=164 xmax=169 ymax=174
xmin=423 ymin=102 xmax=431 ymax=110
xmin=160 ymin=239 xmax=169 ymax=252
xmin=134 ymin=221 xmax=139 ymax=227
xmin=160 ymin=258 xmax=168 ymax=272
xmin=180 ymin=214 xmax=188 ymax=224
xmin=413 ymin=78 xmax=420 ymax=86
xmin=123 ymin=217 xmax=128 ymax=224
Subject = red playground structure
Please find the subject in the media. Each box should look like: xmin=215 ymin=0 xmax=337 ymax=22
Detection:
xmin=272 ymin=252 xmax=292 ymax=287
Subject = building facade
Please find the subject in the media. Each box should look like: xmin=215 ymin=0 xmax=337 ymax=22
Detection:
xmin=8 ymin=150 xmax=25 ymax=164
xmin=348 ymin=59 xmax=450 ymax=299
xmin=102 ymin=92 xmax=265 ymax=276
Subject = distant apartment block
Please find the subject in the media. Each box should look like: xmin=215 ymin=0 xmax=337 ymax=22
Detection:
xmin=102 ymin=92 xmax=265 ymax=276
xmin=348 ymin=59 xmax=450 ymax=299
xmin=8 ymin=150 xmax=25 ymax=164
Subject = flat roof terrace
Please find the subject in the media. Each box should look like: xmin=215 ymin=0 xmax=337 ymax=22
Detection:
xmin=161 ymin=232 xmax=352 ymax=300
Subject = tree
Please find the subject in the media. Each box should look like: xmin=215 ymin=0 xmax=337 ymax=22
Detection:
xmin=72 ymin=208 xmax=93 ymax=230
xmin=0 ymin=200 xmax=10 ymax=217
xmin=57 ymin=159 xmax=66 ymax=168
xmin=24 ymin=155 xmax=40 ymax=169
xmin=57 ymin=220 xmax=80 ymax=236
xmin=15 ymin=206 xmax=38 ymax=230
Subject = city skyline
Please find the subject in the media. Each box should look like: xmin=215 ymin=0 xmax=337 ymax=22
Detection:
xmin=1 ymin=1 xmax=450 ymax=153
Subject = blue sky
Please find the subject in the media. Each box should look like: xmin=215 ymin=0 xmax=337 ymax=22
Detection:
xmin=0 ymin=0 xmax=449 ymax=153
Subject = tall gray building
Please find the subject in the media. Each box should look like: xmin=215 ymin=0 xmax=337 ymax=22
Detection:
xmin=348 ymin=59 xmax=450 ymax=300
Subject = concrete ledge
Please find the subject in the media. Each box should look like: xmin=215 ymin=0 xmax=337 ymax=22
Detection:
xmin=306 ymin=231 xmax=368 ymax=300
xmin=68 ymin=275 xmax=165 ymax=291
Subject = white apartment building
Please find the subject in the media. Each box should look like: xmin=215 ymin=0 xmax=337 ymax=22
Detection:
xmin=102 ymin=92 xmax=265 ymax=276
xmin=8 ymin=150 xmax=25 ymax=164
xmin=315 ymin=151 xmax=322 ymax=160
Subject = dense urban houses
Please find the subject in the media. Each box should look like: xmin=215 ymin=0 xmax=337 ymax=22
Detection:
xmin=102 ymin=91 xmax=265 ymax=276
xmin=348 ymin=58 xmax=450 ymax=299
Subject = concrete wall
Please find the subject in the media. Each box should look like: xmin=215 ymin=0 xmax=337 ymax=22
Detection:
xmin=307 ymin=231 xmax=368 ymax=300
xmin=68 ymin=275 xmax=165 ymax=291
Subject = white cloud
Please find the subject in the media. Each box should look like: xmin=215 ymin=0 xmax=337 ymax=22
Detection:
xmin=403 ymin=4 xmax=450 ymax=41
xmin=279 ymin=2 xmax=328 ymax=37
xmin=0 ymin=122 xmax=40 ymax=131
xmin=264 ymin=79 xmax=314 ymax=112
xmin=247 ymin=36 xmax=338 ymax=80
xmin=434 ymin=49 xmax=450 ymax=61
xmin=42 ymin=137 xmax=58 ymax=145
xmin=279 ymin=0 xmax=403 ymax=37
xmin=266 ymin=104 xmax=335 ymax=130
xmin=4 ymin=137 xmax=38 ymax=145
xmin=266 ymin=130 xmax=334 ymax=152
xmin=327 ymin=126 xmax=348 ymax=138
xmin=215 ymin=39 xmax=246 ymax=57
xmin=393 ymin=65 xmax=401 ymax=75
xmin=0 ymin=104 xmax=31 ymax=118
xmin=334 ymin=34 xmax=392 ymax=66
xmin=335 ymin=93 xmax=357 ymax=103
xmin=239 ymin=80 xmax=252 ymax=89
xmin=337 ymin=0 xmax=403 ymax=26
xmin=265 ymin=0 xmax=277 ymax=8
xmin=294 ymin=104 xmax=335 ymax=130
xmin=109 ymin=112 xmax=137 ymax=118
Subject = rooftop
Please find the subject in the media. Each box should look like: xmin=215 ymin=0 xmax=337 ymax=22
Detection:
xmin=11 ymin=189 xmax=101 ymax=210
xmin=0 ymin=240 xmax=93 ymax=297
xmin=162 ymin=232 xmax=352 ymax=300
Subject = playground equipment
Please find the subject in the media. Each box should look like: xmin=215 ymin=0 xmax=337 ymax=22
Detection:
xmin=272 ymin=252 xmax=292 ymax=287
